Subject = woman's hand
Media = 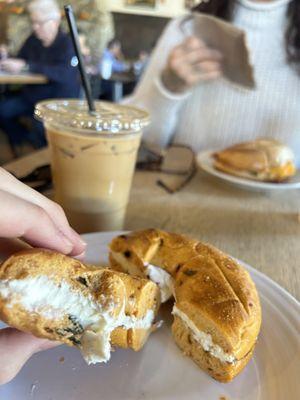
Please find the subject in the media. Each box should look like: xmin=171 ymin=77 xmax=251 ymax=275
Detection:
xmin=0 ymin=329 xmax=58 ymax=386
xmin=0 ymin=167 xmax=86 ymax=385
xmin=0 ymin=167 xmax=86 ymax=256
xmin=0 ymin=58 xmax=26 ymax=73
xmin=161 ymin=36 xmax=223 ymax=94
xmin=0 ymin=45 xmax=8 ymax=61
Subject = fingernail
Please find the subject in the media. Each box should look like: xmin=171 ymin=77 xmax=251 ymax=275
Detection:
xmin=69 ymin=227 xmax=87 ymax=247
xmin=75 ymin=251 xmax=86 ymax=260
xmin=79 ymin=238 xmax=87 ymax=247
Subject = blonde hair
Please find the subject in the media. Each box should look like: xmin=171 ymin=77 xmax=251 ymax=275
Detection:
xmin=28 ymin=0 xmax=61 ymax=20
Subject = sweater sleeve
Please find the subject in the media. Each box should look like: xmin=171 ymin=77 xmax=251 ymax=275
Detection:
xmin=27 ymin=36 xmax=76 ymax=84
xmin=123 ymin=17 xmax=192 ymax=149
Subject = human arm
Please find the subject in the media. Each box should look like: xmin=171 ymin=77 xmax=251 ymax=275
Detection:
xmin=124 ymin=18 xmax=223 ymax=149
xmin=0 ymin=36 xmax=32 ymax=73
xmin=0 ymin=167 xmax=86 ymax=385
xmin=0 ymin=58 xmax=26 ymax=73
xmin=123 ymin=18 xmax=189 ymax=148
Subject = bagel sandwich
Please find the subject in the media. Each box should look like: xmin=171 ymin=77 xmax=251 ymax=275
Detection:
xmin=213 ymin=138 xmax=296 ymax=182
xmin=109 ymin=229 xmax=261 ymax=382
xmin=0 ymin=249 xmax=160 ymax=364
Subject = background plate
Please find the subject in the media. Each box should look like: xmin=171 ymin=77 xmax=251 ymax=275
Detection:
xmin=197 ymin=150 xmax=300 ymax=192
xmin=0 ymin=231 xmax=299 ymax=400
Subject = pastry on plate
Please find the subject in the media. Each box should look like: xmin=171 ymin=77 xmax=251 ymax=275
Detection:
xmin=213 ymin=138 xmax=296 ymax=182
xmin=0 ymin=249 xmax=160 ymax=364
xmin=109 ymin=229 xmax=261 ymax=382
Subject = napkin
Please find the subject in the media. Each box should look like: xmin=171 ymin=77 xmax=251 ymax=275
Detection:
xmin=182 ymin=13 xmax=256 ymax=89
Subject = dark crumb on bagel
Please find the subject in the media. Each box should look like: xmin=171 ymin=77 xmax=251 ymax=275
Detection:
xmin=183 ymin=270 xmax=197 ymax=277
xmin=76 ymin=276 xmax=88 ymax=287
xmin=124 ymin=251 xmax=131 ymax=258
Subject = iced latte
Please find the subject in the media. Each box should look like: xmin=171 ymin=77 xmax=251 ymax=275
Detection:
xmin=35 ymin=100 xmax=149 ymax=233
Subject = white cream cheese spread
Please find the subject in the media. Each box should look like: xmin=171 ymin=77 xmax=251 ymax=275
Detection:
xmin=172 ymin=305 xmax=236 ymax=364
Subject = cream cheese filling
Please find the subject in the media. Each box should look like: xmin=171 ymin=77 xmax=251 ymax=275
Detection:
xmin=144 ymin=263 xmax=174 ymax=303
xmin=172 ymin=305 xmax=236 ymax=364
xmin=0 ymin=276 xmax=155 ymax=364
xmin=272 ymin=147 xmax=295 ymax=166
xmin=111 ymin=251 xmax=174 ymax=303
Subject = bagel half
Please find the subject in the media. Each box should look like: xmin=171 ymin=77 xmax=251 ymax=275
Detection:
xmin=0 ymin=249 xmax=160 ymax=364
xmin=109 ymin=229 xmax=261 ymax=382
xmin=213 ymin=138 xmax=296 ymax=182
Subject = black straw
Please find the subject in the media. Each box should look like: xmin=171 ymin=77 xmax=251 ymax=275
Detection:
xmin=64 ymin=5 xmax=96 ymax=113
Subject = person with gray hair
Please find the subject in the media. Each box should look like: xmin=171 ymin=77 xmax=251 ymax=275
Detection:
xmin=0 ymin=0 xmax=80 ymax=155
xmin=27 ymin=0 xmax=61 ymax=21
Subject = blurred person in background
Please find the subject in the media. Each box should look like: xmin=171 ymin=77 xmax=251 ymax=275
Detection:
xmin=100 ymin=38 xmax=130 ymax=77
xmin=125 ymin=0 xmax=300 ymax=165
xmin=133 ymin=50 xmax=150 ymax=77
xmin=0 ymin=0 xmax=80 ymax=156
xmin=99 ymin=38 xmax=130 ymax=101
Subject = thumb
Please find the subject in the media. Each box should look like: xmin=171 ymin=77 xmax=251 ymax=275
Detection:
xmin=0 ymin=328 xmax=58 ymax=385
xmin=0 ymin=189 xmax=75 ymax=255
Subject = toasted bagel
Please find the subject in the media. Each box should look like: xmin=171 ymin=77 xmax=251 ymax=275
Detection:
xmin=213 ymin=138 xmax=296 ymax=182
xmin=109 ymin=229 xmax=261 ymax=382
xmin=0 ymin=249 xmax=160 ymax=364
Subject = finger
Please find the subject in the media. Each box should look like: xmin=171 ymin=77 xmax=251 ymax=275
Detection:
xmin=191 ymin=69 xmax=223 ymax=84
xmin=183 ymin=36 xmax=206 ymax=51
xmin=174 ymin=50 xmax=222 ymax=69
xmin=0 ymin=238 xmax=80 ymax=262
xmin=178 ymin=67 xmax=222 ymax=87
xmin=193 ymin=60 xmax=222 ymax=74
xmin=0 ymin=189 xmax=75 ymax=255
xmin=0 ymin=168 xmax=70 ymax=232
xmin=171 ymin=57 xmax=221 ymax=82
xmin=171 ymin=39 xmax=204 ymax=61
xmin=183 ymin=47 xmax=223 ymax=64
xmin=200 ymin=70 xmax=223 ymax=81
xmin=169 ymin=49 xmax=222 ymax=78
xmin=0 ymin=328 xmax=58 ymax=385
xmin=182 ymin=37 xmax=223 ymax=61
xmin=0 ymin=168 xmax=86 ymax=256
xmin=170 ymin=35 xmax=205 ymax=59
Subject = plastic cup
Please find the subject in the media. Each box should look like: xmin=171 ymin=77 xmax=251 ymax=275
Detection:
xmin=35 ymin=99 xmax=149 ymax=233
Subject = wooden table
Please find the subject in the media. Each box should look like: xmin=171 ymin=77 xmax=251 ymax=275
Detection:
xmin=0 ymin=71 xmax=48 ymax=85
xmin=3 ymin=149 xmax=300 ymax=300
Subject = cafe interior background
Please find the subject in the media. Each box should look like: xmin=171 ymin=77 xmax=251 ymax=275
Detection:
xmin=0 ymin=0 xmax=299 ymax=395
xmin=0 ymin=0 xmax=190 ymax=164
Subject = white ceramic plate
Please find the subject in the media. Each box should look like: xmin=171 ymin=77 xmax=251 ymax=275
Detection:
xmin=0 ymin=232 xmax=299 ymax=400
xmin=197 ymin=150 xmax=300 ymax=191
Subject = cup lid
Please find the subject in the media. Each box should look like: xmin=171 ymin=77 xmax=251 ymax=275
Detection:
xmin=34 ymin=99 xmax=150 ymax=135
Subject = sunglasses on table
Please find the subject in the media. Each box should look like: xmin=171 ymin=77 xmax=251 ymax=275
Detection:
xmin=136 ymin=144 xmax=197 ymax=194
xmin=12 ymin=145 xmax=196 ymax=195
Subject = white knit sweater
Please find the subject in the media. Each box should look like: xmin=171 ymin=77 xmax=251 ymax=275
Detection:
xmin=127 ymin=0 xmax=300 ymax=165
